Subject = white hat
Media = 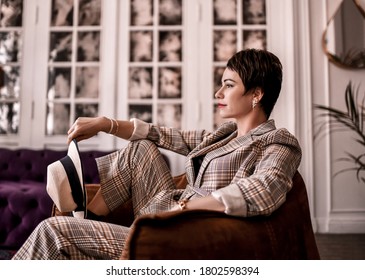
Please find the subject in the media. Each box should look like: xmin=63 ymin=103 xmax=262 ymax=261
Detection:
xmin=46 ymin=139 xmax=86 ymax=217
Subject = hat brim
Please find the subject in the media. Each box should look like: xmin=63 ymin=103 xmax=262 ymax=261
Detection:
xmin=46 ymin=139 xmax=86 ymax=213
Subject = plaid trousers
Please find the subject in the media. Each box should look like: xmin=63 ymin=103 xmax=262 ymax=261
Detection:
xmin=13 ymin=140 xmax=183 ymax=260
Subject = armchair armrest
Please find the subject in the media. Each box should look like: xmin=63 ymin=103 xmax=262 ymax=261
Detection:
xmin=121 ymin=209 xmax=318 ymax=260
xmin=121 ymin=172 xmax=320 ymax=260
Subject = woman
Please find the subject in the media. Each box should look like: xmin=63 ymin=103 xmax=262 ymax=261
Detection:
xmin=13 ymin=48 xmax=301 ymax=260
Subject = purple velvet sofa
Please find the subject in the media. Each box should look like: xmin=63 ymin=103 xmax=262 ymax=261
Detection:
xmin=0 ymin=148 xmax=111 ymax=251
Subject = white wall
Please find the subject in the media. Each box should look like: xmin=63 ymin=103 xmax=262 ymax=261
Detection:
xmin=309 ymin=0 xmax=365 ymax=233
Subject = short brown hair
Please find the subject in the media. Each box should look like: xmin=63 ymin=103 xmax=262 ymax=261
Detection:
xmin=226 ymin=49 xmax=283 ymax=118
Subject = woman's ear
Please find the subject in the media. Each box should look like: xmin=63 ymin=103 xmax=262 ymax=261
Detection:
xmin=253 ymin=87 xmax=264 ymax=102
xmin=251 ymin=88 xmax=264 ymax=109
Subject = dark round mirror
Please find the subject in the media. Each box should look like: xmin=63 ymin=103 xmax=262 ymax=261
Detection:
xmin=322 ymin=0 xmax=365 ymax=69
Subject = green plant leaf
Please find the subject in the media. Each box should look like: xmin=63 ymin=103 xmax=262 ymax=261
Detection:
xmin=314 ymin=81 xmax=365 ymax=183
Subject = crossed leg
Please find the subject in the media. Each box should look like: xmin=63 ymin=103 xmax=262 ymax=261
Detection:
xmin=13 ymin=140 xmax=179 ymax=259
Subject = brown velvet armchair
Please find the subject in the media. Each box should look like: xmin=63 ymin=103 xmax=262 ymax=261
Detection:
xmin=53 ymin=171 xmax=320 ymax=260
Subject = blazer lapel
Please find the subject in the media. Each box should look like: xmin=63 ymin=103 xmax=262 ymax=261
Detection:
xmin=184 ymin=122 xmax=237 ymax=185
xmin=192 ymin=120 xmax=277 ymax=187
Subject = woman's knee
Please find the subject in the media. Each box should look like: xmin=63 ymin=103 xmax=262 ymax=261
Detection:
xmin=129 ymin=139 xmax=159 ymax=154
xmin=128 ymin=140 xmax=167 ymax=165
xmin=37 ymin=216 xmax=61 ymax=229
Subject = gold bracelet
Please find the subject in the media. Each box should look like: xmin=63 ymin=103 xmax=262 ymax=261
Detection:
xmin=107 ymin=117 xmax=114 ymax=134
xmin=178 ymin=199 xmax=189 ymax=210
xmin=113 ymin=119 xmax=119 ymax=135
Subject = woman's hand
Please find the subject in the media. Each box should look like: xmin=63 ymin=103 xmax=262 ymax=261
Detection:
xmin=67 ymin=116 xmax=108 ymax=144
xmin=67 ymin=116 xmax=135 ymax=144
xmin=169 ymin=196 xmax=225 ymax=212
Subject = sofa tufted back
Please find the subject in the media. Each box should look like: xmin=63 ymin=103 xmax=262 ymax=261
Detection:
xmin=0 ymin=148 xmax=112 ymax=249
xmin=0 ymin=148 xmax=112 ymax=184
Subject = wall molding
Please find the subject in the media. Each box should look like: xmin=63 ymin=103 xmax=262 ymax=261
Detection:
xmin=316 ymin=217 xmax=365 ymax=233
xmin=331 ymin=209 xmax=365 ymax=214
xmin=328 ymin=219 xmax=365 ymax=233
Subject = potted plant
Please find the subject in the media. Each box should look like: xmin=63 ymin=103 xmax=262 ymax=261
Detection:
xmin=314 ymin=81 xmax=365 ymax=183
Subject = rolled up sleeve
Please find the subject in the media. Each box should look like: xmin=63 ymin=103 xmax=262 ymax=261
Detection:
xmin=211 ymin=184 xmax=247 ymax=216
xmin=128 ymin=118 xmax=150 ymax=141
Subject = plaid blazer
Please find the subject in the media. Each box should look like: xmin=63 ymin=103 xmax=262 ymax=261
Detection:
xmin=136 ymin=119 xmax=302 ymax=217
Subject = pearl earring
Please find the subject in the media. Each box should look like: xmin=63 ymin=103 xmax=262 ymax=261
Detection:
xmin=252 ymin=99 xmax=257 ymax=109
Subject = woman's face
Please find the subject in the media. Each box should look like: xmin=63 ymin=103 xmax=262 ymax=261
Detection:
xmin=214 ymin=68 xmax=253 ymax=120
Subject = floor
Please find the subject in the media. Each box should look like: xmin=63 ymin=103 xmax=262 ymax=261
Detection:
xmin=1 ymin=234 xmax=364 ymax=260
xmin=315 ymin=234 xmax=365 ymax=260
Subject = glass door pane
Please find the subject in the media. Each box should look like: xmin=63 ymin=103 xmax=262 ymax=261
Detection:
xmin=212 ymin=0 xmax=267 ymax=129
xmin=0 ymin=0 xmax=23 ymax=135
xmin=46 ymin=0 xmax=102 ymax=135
xmin=127 ymin=0 xmax=184 ymax=129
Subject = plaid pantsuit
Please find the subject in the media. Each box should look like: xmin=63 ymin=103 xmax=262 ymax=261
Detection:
xmin=13 ymin=119 xmax=301 ymax=259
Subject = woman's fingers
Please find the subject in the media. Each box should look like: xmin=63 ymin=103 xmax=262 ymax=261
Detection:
xmin=67 ymin=117 xmax=97 ymax=144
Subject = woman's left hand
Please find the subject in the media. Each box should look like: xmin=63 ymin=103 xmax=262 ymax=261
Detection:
xmin=169 ymin=196 xmax=225 ymax=212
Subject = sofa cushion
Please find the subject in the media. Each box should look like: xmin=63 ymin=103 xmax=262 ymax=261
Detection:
xmin=0 ymin=180 xmax=53 ymax=248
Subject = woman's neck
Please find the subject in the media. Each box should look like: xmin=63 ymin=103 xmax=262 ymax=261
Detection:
xmin=235 ymin=113 xmax=267 ymax=137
